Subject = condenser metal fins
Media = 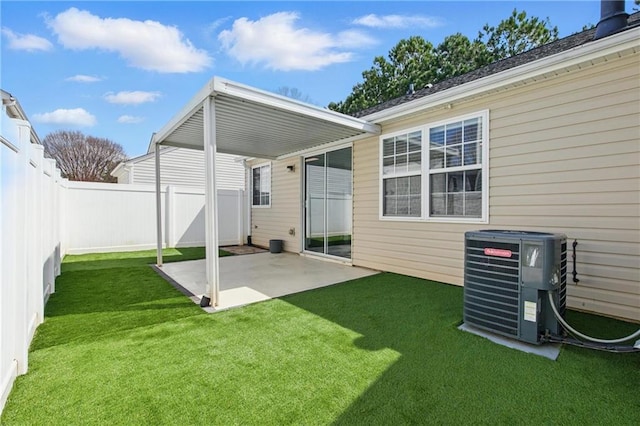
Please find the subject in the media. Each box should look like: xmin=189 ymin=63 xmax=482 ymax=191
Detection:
xmin=463 ymin=230 xmax=567 ymax=345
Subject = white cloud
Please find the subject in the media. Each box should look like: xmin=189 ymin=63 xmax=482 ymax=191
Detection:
xmin=104 ymin=91 xmax=161 ymax=105
xmin=117 ymin=115 xmax=144 ymax=124
xmin=352 ymin=14 xmax=445 ymax=29
xmin=1 ymin=27 xmax=53 ymax=52
xmin=205 ymin=17 xmax=232 ymax=36
xmin=46 ymin=7 xmax=211 ymax=73
xmin=219 ymin=12 xmax=375 ymax=71
xmin=33 ymin=108 xmax=96 ymax=127
xmin=66 ymin=74 xmax=103 ymax=83
xmin=335 ymin=30 xmax=377 ymax=49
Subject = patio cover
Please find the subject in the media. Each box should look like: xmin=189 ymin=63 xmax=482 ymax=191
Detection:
xmin=151 ymin=76 xmax=380 ymax=306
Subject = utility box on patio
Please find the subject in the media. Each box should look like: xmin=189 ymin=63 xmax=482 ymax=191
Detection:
xmin=269 ymin=239 xmax=283 ymax=253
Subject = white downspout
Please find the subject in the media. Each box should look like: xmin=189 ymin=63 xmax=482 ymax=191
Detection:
xmin=203 ymin=96 xmax=220 ymax=306
xmin=154 ymin=140 xmax=163 ymax=266
xmin=243 ymin=159 xmax=252 ymax=245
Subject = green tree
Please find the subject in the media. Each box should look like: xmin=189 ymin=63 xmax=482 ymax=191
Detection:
xmin=434 ymin=33 xmax=490 ymax=81
xmin=477 ymin=9 xmax=558 ymax=62
xmin=43 ymin=130 xmax=127 ymax=182
xmin=329 ymin=9 xmax=558 ymax=115
xmin=329 ymin=36 xmax=435 ymax=114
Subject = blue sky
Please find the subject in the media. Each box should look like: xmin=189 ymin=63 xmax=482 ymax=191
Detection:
xmin=2 ymin=1 xmax=635 ymax=157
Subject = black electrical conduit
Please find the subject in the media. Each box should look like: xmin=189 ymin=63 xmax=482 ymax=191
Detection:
xmin=547 ymin=291 xmax=640 ymax=345
xmin=572 ymin=240 xmax=580 ymax=284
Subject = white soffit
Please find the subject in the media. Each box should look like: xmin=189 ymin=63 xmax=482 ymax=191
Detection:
xmin=154 ymin=77 xmax=380 ymax=159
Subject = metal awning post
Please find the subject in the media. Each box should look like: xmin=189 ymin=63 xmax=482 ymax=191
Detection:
xmin=203 ymin=96 xmax=220 ymax=306
xmin=154 ymin=141 xmax=163 ymax=266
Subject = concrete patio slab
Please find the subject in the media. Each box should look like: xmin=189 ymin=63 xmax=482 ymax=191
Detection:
xmin=155 ymin=252 xmax=379 ymax=311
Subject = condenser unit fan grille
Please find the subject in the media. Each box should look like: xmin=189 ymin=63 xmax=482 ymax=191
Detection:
xmin=558 ymin=241 xmax=568 ymax=317
xmin=464 ymin=239 xmax=520 ymax=336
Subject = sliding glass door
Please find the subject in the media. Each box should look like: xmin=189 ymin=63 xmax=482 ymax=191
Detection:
xmin=304 ymin=147 xmax=352 ymax=259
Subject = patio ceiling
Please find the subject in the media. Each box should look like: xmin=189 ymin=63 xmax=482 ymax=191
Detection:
xmin=152 ymin=77 xmax=380 ymax=159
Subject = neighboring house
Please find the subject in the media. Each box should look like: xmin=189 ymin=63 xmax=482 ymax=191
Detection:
xmin=111 ymin=146 xmax=245 ymax=190
xmin=245 ymin=11 xmax=639 ymax=321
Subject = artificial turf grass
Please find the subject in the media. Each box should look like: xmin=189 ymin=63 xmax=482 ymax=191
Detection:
xmin=2 ymin=251 xmax=639 ymax=425
xmin=60 ymin=246 xmax=232 ymax=272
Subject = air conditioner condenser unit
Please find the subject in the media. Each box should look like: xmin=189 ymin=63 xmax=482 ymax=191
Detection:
xmin=463 ymin=230 xmax=567 ymax=345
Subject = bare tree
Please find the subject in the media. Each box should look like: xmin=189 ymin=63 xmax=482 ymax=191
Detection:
xmin=43 ymin=130 xmax=127 ymax=182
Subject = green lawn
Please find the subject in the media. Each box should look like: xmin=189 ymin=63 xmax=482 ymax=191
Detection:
xmin=2 ymin=249 xmax=639 ymax=425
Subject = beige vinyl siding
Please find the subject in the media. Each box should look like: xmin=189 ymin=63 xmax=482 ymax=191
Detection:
xmin=132 ymin=148 xmax=245 ymax=190
xmin=249 ymin=158 xmax=301 ymax=252
xmin=353 ymin=52 xmax=639 ymax=321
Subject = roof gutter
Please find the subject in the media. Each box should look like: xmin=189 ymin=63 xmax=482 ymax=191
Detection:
xmin=362 ymin=27 xmax=639 ymax=124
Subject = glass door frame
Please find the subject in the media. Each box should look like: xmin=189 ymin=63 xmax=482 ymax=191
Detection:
xmin=301 ymin=143 xmax=353 ymax=261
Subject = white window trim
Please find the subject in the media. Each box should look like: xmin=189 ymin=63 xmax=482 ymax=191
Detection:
xmin=251 ymin=162 xmax=271 ymax=208
xmin=379 ymin=110 xmax=489 ymax=223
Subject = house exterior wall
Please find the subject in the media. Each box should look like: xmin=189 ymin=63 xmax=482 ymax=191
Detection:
xmin=352 ymin=52 xmax=639 ymax=321
xmin=245 ymin=47 xmax=639 ymax=322
xmin=119 ymin=148 xmax=245 ymax=190
xmin=249 ymin=158 xmax=301 ymax=252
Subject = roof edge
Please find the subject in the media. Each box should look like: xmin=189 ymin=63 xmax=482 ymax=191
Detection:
xmin=362 ymin=26 xmax=639 ymax=123
xmin=152 ymin=78 xmax=216 ymax=146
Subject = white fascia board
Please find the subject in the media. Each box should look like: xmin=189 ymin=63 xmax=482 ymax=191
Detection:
xmin=212 ymin=77 xmax=381 ymax=135
xmin=146 ymin=133 xmax=156 ymax=154
xmin=152 ymin=78 xmax=216 ymax=147
xmin=363 ymin=28 xmax=640 ymax=123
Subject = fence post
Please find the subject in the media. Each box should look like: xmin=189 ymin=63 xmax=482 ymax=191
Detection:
xmin=15 ymin=121 xmax=31 ymax=375
xmin=53 ymin=168 xmax=62 ymax=279
xmin=43 ymin=159 xmax=56 ymax=299
xmin=31 ymin=145 xmax=45 ymax=340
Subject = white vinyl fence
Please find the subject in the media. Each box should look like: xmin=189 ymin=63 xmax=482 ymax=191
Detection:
xmin=1 ymin=116 xmax=63 ymax=412
xmin=1 ymin=114 xmax=246 ymax=414
xmin=64 ymin=182 xmax=245 ymax=254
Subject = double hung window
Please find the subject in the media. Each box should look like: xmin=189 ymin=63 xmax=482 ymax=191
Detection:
xmin=380 ymin=111 xmax=488 ymax=222
xmin=252 ymin=163 xmax=271 ymax=207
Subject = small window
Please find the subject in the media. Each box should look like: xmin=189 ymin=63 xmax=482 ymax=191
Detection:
xmin=252 ymin=163 xmax=271 ymax=207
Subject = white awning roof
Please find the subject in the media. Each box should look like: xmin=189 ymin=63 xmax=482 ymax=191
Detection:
xmin=152 ymin=77 xmax=380 ymax=159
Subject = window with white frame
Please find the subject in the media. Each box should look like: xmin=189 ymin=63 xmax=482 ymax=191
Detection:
xmin=252 ymin=163 xmax=271 ymax=207
xmin=380 ymin=111 xmax=488 ymax=221
xmin=382 ymin=130 xmax=422 ymax=217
